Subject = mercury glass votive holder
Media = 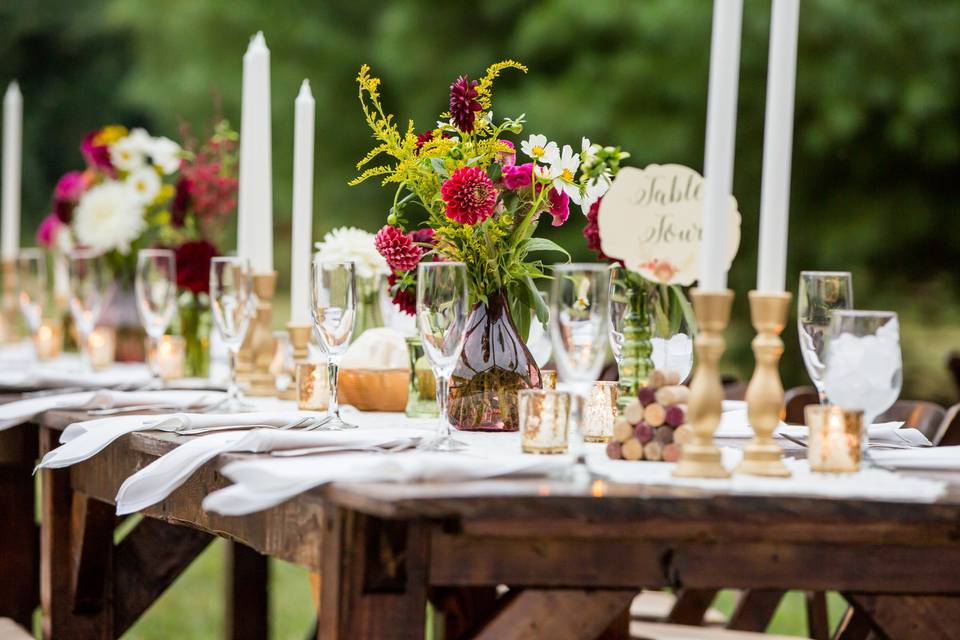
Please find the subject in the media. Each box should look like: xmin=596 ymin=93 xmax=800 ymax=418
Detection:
xmin=151 ymin=335 xmax=186 ymax=381
xmin=297 ymin=362 xmax=329 ymax=411
xmin=519 ymin=389 xmax=572 ymax=454
xmin=805 ymin=405 xmax=863 ymax=473
xmin=87 ymin=327 xmax=116 ymax=370
xmin=540 ymin=369 xmax=557 ymax=390
xmin=33 ymin=319 xmax=63 ymax=361
xmin=582 ymin=380 xmax=619 ymax=443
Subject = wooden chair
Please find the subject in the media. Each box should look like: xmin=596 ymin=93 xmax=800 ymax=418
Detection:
xmin=722 ymin=375 xmax=747 ymax=401
xmin=947 ymin=351 xmax=960 ymax=399
xmin=784 ymin=386 xmax=819 ymax=424
xmin=876 ymin=400 xmax=945 ymax=442
xmin=932 ymin=402 xmax=960 ymax=447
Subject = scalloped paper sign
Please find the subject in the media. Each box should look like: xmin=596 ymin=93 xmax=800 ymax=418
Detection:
xmin=597 ymin=164 xmax=741 ymax=286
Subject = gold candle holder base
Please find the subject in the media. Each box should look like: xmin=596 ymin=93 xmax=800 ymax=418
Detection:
xmin=0 ymin=259 xmax=19 ymax=344
xmin=287 ymin=323 xmax=312 ymax=363
xmin=246 ymin=272 xmax=279 ymax=397
xmin=673 ymin=288 xmax=734 ymax=479
xmin=737 ymin=290 xmax=792 ymax=477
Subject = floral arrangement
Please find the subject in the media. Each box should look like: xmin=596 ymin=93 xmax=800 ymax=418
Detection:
xmin=352 ymin=61 xmax=626 ymax=339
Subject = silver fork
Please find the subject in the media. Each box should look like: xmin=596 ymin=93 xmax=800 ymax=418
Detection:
xmin=177 ymin=415 xmax=317 ymax=436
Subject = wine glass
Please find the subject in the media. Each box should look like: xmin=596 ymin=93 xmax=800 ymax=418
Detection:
xmin=135 ymin=249 xmax=177 ymax=386
xmin=209 ymin=257 xmax=254 ymax=411
xmin=16 ymin=247 xmax=47 ymax=334
xmin=797 ymin=271 xmax=853 ymax=404
xmin=416 ymin=261 xmax=469 ymax=451
xmin=310 ymin=259 xmax=358 ymax=430
xmin=68 ymin=249 xmax=106 ymax=371
xmin=823 ymin=310 xmax=902 ymax=451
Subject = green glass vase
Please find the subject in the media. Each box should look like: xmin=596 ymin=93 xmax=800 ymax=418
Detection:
xmin=615 ymin=275 xmax=655 ymax=411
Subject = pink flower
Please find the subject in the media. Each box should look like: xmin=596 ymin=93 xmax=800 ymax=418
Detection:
xmin=502 ymin=162 xmax=534 ymax=190
xmin=496 ymin=140 xmax=516 ymax=166
xmin=54 ymin=171 xmax=87 ymax=203
xmin=548 ymin=188 xmax=570 ymax=227
xmin=375 ymin=225 xmax=422 ymax=272
xmin=36 ymin=213 xmax=63 ymax=249
xmin=441 ymin=166 xmax=497 ymax=225
xmin=80 ymin=131 xmax=113 ymax=174
xmin=449 ymin=75 xmax=482 ymax=133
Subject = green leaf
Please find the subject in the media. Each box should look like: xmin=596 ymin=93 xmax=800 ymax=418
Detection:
xmin=670 ymin=285 xmax=698 ymax=335
xmin=522 ymin=237 xmax=571 ymax=260
xmin=429 ymin=157 xmax=449 ymax=179
xmin=526 ymin=276 xmax=550 ymax=325
xmin=509 ymin=290 xmax=531 ymax=343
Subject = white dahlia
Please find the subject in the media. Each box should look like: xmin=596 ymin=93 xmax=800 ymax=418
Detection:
xmin=73 ymin=182 xmax=147 ymax=255
xmin=314 ymin=227 xmax=389 ymax=280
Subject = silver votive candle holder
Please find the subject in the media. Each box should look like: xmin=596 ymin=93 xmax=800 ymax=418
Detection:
xmin=582 ymin=380 xmax=619 ymax=443
xmin=297 ymin=362 xmax=329 ymax=411
xmin=805 ymin=405 xmax=863 ymax=473
xmin=520 ymin=389 xmax=572 ymax=454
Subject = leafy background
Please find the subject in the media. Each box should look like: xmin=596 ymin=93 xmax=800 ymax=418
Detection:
xmin=3 ymin=1 xmax=960 ymax=634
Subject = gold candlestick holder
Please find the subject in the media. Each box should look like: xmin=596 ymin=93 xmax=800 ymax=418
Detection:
xmin=673 ymin=288 xmax=734 ymax=479
xmin=736 ymin=290 xmax=792 ymax=477
xmin=287 ymin=323 xmax=312 ymax=363
xmin=0 ymin=259 xmax=19 ymax=344
xmin=246 ymin=271 xmax=279 ymax=396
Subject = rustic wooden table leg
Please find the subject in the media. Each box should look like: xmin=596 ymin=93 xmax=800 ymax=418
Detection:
xmin=226 ymin=542 xmax=269 ymax=640
xmin=0 ymin=424 xmax=39 ymax=629
xmin=806 ymin=591 xmax=831 ymax=640
xmin=843 ymin=593 xmax=960 ymax=640
xmin=318 ymin=509 xmax=429 ymax=639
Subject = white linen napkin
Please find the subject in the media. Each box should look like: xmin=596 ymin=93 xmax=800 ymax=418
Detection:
xmin=202 ymin=451 xmax=572 ymax=516
xmin=586 ymin=446 xmax=946 ymax=503
xmin=0 ymin=359 xmax=151 ymax=390
xmin=777 ymin=422 xmax=929 ymax=448
xmin=714 ymin=409 xmax=788 ymax=438
xmin=35 ymin=409 xmax=316 ymax=471
xmin=0 ymin=388 xmax=225 ymax=432
xmin=869 ymin=446 xmax=960 ymax=470
xmin=114 ymin=428 xmax=427 ymax=515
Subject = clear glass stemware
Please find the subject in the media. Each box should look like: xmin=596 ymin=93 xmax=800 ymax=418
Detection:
xmin=797 ymin=271 xmax=853 ymax=404
xmin=416 ymin=261 xmax=470 ymax=452
xmin=823 ymin=310 xmax=902 ymax=451
xmin=209 ymin=256 xmax=254 ymax=411
xmin=17 ymin=247 xmax=47 ymax=335
xmin=135 ymin=248 xmax=178 ymax=386
xmin=310 ymin=259 xmax=358 ymax=430
xmin=68 ymin=249 xmax=106 ymax=371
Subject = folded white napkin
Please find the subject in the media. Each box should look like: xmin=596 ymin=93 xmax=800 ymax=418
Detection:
xmin=0 ymin=359 xmax=151 ymax=391
xmin=0 ymin=389 xmax=225 ymax=432
xmin=36 ymin=408 xmax=312 ymax=471
xmin=202 ymin=451 xmax=572 ymax=516
xmin=713 ymin=409 xmax=788 ymax=438
xmin=0 ymin=340 xmax=38 ymax=364
xmin=115 ymin=428 xmax=426 ymax=515
xmin=586 ymin=446 xmax=946 ymax=503
xmin=869 ymin=446 xmax=960 ymax=470
xmin=777 ymin=422 xmax=929 ymax=448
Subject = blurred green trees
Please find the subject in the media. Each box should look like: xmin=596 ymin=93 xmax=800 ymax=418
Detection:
xmin=3 ymin=0 xmax=960 ymax=399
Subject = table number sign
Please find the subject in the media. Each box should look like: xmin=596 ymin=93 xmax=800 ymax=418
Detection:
xmin=597 ymin=164 xmax=741 ymax=285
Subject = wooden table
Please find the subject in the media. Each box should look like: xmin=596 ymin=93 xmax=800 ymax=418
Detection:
xmin=35 ymin=408 xmax=960 ymax=640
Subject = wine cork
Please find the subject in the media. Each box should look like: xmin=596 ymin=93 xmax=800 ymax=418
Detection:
xmin=624 ymin=401 xmax=645 ymax=425
xmin=643 ymin=441 xmax=663 ymax=461
xmin=634 ymin=421 xmax=654 ymax=444
xmin=665 ymin=404 xmax=686 ymax=427
xmin=637 ymin=386 xmax=657 ymax=406
xmin=613 ymin=418 xmax=634 ymax=443
xmin=654 ymin=425 xmax=674 ymax=446
xmin=662 ymin=442 xmax=682 ymax=462
xmin=655 ymin=385 xmax=690 ymax=406
xmin=649 ymin=369 xmax=680 ymax=388
xmin=644 ymin=403 xmax=666 ymax=427
xmin=673 ymin=424 xmax=694 ymax=446
xmin=606 ymin=440 xmax=623 ymax=460
xmin=622 ymin=437 xmax=644 ymax=461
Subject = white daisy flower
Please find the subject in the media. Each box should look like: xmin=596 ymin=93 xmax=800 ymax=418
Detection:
xmin=581 ymin=137 xmax=600 ymax=165
xmin=73 ymin=182 xmax=147 ymax=255
xmin=580 ymin=176 xmax=612 ymax=214
xmin=126 ymin=167 xmax=161 ymax=204
xmin=149 ymin=136 xmax=182 ymax=175
xmin=547 ymin=144 xmax=582 ymax=203
xmin=314 ymin=226 xmax=389 ymax=280
xmin=520 ymin=134 xmax=559 ymax=163
xmin=126 ymin=128 xmax=154 ymax=153
xmin=109 ymin=136 xmax=146 ymax=172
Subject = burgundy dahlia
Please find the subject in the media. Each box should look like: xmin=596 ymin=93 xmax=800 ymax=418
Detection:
xmin=583 ymin=197 xmax=622 ymax=265
xmin=171 ymin=177 xmax=192 ymax=227
xmin=441 ymin=166 xmax=497 ymax=225
xmin=375 ymin=225 xmax=422 ymax=272
xmin=449 ymin=75 xmax=482 ymax=133
xmin=388 ymin=272 xmax=416 ymax=316
xmin=410 ymin=227 xmax=435 ymax=245
xmin=175 ymin=239 xmax=219 ymax=295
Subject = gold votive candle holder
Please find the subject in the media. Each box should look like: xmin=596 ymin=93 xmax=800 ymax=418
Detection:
xmin=519 ymin=389 xmax=572 ymax=454
xmin=87 ymin=327 xmax=116 ymax=370
xmin=582 ymin=380 xmax=619 ymax=443
xmin=540 ymin=369 xmax=557 ymax=390
xmin=151 ymin=335 xmax=186 ymax=381
xmin=33 ymin=319 xmax=63 ymax=361
xmin=805 ymin=405 xmax=863 ymax=473
xmin=297 ymin=362 xmax=329 ymax=411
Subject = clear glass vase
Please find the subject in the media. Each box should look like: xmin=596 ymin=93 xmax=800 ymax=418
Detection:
xmin=405 ymin=335 xmax=438 ymax=418
xmin=353 ymin=274 xmax=385 ymax=339
xmin=178 ymin=292 xmax=212 ymax=378
xmin=611 ymin=271 xmax=655 ymax=411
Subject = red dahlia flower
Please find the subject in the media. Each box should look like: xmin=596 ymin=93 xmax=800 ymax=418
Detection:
xmin=441 ymin=166 xmax=497 ymax=225
xmin=449 ymin=75 xmax=482 ymax=133
xmin=388 ymin=272 xmax=416 ymax=316
xmin=375 ymin=225 xmax=422 ymax=272
xmin=175 ymin=240 xmax=219 ymax=295
xmin=583 ymin=198 xmax=622 ymax=265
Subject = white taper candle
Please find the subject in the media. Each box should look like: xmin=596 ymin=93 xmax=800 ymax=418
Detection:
xmin=699 ymin=0 xmax=744 ymax=292
xmin=2 ymin=81 xmax=22 ymax=262
xmin=290 ymin=80 xmax=315 ymax=325
xmin=756 ymin=0 xmax=800 ymax=293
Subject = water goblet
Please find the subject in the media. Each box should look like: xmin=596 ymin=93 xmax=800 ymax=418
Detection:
xmin=68 ymin=249 xmax=106 ymax=371
xmin=16 ymin=247 xmax=47 ymax=335
xmin=310 ymin=259 xmax=358 ymax=430
xmin=798 ymin=271 xmax=853 ymax=404
xmin=416 ymin=261 xmax=469 ymax=451
xmin=135 ymin=249 xmax=177 ymax=386
xmin=209 ymin=257 xmax=255 ymax=411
